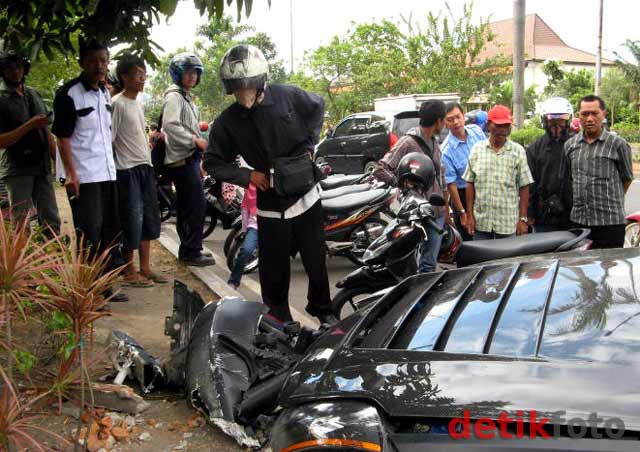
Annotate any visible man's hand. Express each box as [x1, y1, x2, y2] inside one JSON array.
[[516, 220, 528, 236], [28, 114, 49, 130], [466, 213, 476, 236], [65, 174, 80, 200], [250, 171, 269, 191], [193, 137, 208, 151], [459, 212, 468, 228], [444, 209, 454, 226]]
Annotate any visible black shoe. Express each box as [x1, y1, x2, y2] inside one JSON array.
[[104, 288, 129, 303], [180, 254, 216, 266]]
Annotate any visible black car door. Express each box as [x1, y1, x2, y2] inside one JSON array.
[[342, 115, 371, 174]]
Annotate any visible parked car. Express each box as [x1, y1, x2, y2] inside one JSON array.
[[315, 111, 449, 175]]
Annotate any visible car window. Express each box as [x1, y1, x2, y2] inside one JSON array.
[[393, 116, 420, 136], [334, 117, 369, 137], [368, 115, 389, 134]]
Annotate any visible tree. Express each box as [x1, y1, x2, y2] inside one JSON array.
[[615, 39, 640, 87], [542, 62, 594, 109], [0, 0, 264, 66], [600, 68, 633, 126], [488, 80, 538, 114]]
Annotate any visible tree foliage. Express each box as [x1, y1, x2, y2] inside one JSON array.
[[541, 61, 594, 109], [0, 0, 265, 67], [294, 2, 509, 125], [488, 79, 538, 114]]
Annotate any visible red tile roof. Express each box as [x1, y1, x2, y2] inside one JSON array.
[[479, 14, 614, 65]]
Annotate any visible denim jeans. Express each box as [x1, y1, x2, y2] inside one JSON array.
[[419, 216, 445, 273], [228, 227, 258, 285]]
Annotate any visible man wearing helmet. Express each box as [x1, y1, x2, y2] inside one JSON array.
[[0, 49, 61, 234], [526, 97, 574, 232], [204, 44, 335, 324], [372, 100, 449, 273], [162, 52, 214, 266]]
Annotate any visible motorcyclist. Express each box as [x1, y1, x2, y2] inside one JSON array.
[[203, 44, 336, 325], [526, 97, 574, 232]]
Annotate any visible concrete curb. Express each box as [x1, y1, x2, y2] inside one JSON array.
[[158, 224, 316, 328]]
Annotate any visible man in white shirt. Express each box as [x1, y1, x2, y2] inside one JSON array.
[[52, 40, 127, 302], [112, 55, 166, 287]]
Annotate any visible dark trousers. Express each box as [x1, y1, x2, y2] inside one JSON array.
[[257, 201, 332, 321], [578, 224, 625, 249], [166, 159, 205, 259], [451, 187, 473, 241], [4, 174, 61, 236], [68, 181, 122, 272]]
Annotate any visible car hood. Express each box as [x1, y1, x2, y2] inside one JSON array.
[[281, 247, 640, 431]]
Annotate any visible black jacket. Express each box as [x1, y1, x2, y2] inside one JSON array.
[[203, 84, 324, 212], [526, 134, 573, 226]]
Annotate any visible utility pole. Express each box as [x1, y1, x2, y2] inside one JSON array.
[[289, 0, 294, 74], [595, 0, 603, 95], [513, 0, 526, 128]]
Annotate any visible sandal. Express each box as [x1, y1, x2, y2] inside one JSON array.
[[122, 277, 154, 288], [139, 271, 170, 284]]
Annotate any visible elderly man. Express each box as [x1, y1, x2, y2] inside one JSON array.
[[564, 95, 633, 248], [441, 102, 486, 240], [464, 105, 533, 240]]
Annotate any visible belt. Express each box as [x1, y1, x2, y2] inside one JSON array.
[[166, 150, 200, 168]]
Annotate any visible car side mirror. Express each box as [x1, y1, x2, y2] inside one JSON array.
[[428, 193, 445, 207]]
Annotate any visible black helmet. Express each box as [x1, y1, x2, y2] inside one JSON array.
[[169, 53, 204, 87], [438, 223, 462, 264], [219, 44, 269, 95], [0, 49, 31, 77], [397, 152, 435, 190]]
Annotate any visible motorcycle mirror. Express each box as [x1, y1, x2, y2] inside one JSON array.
[[428, 193, 445, 207]]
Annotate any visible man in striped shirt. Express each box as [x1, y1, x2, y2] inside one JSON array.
[[564, 95, 633, 249], [463, 105, 533, 239]]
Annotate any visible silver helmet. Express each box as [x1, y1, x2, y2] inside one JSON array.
[[219, 44, 268, 95]]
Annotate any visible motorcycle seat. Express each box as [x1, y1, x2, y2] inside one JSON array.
[[457, 230, 579, 267], [321, 183, 370, 200], [322, 188, 389, 214], [320, 174, 363, 190]]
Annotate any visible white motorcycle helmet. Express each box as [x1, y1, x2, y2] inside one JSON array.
[[219, 44, 269, 95], [539, 97, 573, 127]]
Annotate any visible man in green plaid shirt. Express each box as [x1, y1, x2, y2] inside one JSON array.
[[463, 105, 533, 239]]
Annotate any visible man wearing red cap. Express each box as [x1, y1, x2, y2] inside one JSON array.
[[463, 105, 533, 239]]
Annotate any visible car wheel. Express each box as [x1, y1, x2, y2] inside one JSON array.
[[363, 160, 377, 174], [624, 222, 640, 247]]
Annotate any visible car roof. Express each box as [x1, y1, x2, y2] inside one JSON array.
[[343, 110, 419, 121]]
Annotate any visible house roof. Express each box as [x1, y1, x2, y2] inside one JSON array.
[[479, 14, 614, 65]]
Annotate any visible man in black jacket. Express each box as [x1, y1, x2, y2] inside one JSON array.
[[526, 97, 574, 232], [203, 44, 336, 325]]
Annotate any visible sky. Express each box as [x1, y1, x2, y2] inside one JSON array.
[[150, 0, 639, 70]]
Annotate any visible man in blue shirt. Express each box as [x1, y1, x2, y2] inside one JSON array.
[[441, 103, 486, 240]]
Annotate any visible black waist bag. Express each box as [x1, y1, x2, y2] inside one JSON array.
[[271, 154, 324, 197], [8, 129, 45, 168]]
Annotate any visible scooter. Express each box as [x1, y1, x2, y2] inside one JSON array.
[[225, 183, 397, 273], [625, 211, 640, 247], [332, 192, 593, 319]]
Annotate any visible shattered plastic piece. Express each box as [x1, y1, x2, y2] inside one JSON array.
[[106, 330, 165, 394], [211, 418, 261, 449]]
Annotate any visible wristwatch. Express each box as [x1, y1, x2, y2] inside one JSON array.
[[459, 209, 466, 214], [519, 216, 528, 223]]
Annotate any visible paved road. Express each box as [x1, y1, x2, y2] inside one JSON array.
[[196, 179, 640, 322]]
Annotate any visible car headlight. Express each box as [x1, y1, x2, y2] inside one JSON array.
[[271, 401, 388, 452]]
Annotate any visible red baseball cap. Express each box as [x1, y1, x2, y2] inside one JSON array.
[[487, 105, 513, 125]]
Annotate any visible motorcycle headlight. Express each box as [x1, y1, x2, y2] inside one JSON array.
[[271, 401, 387, 452]]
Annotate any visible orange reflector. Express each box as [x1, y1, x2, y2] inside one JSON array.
[[280, 438, 381, 452]]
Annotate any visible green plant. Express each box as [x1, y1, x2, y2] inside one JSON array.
[[13, 350, 37, 375], [0, 366, 70, 451], [0, 212, 58, 380], [510, 127, 545, 147]]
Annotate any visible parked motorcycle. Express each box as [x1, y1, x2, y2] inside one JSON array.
[[225, 183, 397, 274], [332, 192, 593, 319], [625, 211, 640, 247], [157, 175, 242, 239]]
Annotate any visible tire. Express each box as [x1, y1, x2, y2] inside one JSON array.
[[332, 287, 375, 320], [202, 206, 217, 239], [346, 217, 388, 265], [363, 160, 377, 174], [624, 222, 640, 248], [223, 223, 241, 257], [226, 231, 259, 274], [157, 185, 175, 222]]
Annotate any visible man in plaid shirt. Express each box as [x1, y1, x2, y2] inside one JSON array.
[[463, 105, 533, 239]]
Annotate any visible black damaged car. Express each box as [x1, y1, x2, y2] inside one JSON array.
[[114, 247, 640, 451]]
